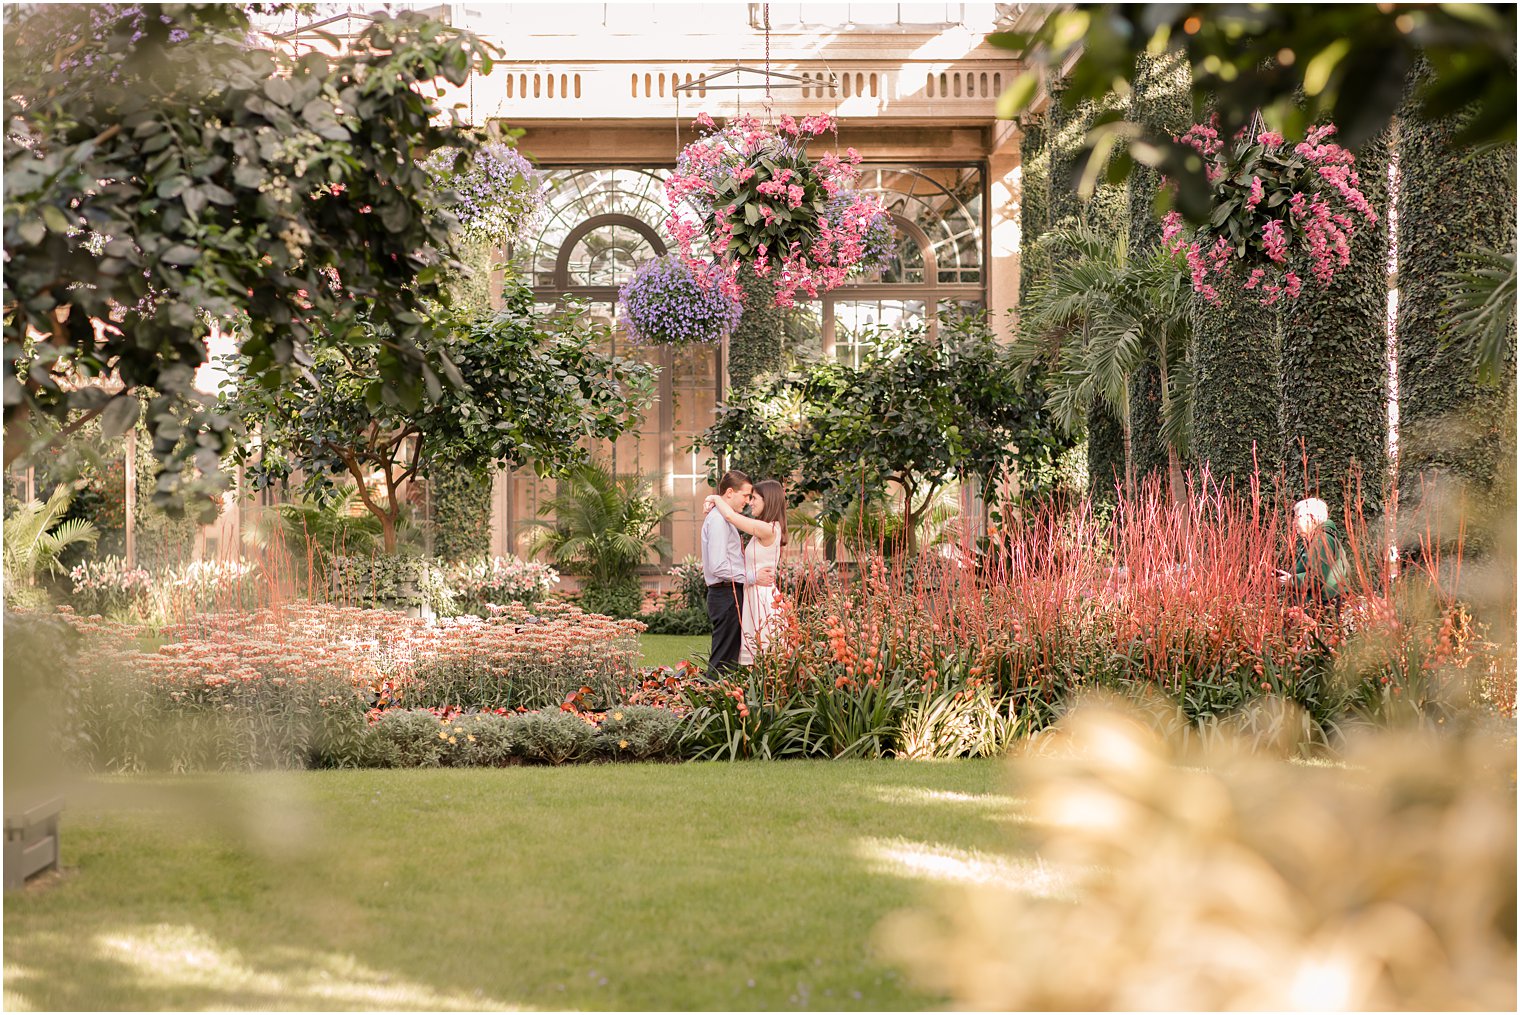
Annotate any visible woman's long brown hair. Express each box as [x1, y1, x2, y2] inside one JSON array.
[[752, 479, 788, 546]]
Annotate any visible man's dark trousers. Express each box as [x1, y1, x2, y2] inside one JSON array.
[[706, 581, 745, 678]]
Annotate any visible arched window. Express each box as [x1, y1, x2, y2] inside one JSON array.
[[500, 163, 987, 563]]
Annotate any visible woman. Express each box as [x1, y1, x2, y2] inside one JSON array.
[[705, 478, 787, 665]]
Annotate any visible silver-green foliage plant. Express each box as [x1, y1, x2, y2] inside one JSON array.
[[598, 706, 683, 760], [507, 709, 594, 765]]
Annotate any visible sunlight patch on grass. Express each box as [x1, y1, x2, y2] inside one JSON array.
[[90, 924, 529, 1011], [854, 837, 1073, 898], [868, 785, 1027, 812]]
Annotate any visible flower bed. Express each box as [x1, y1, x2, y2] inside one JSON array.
[[680, 490, 1504, 760], [34, 487, 1508, 771], [54, 601, 645, 771]]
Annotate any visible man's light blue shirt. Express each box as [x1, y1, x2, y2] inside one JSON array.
[[701, 507, 746, 584]]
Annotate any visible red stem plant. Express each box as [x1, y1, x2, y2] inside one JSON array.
[[705, 468, 1505, 757]]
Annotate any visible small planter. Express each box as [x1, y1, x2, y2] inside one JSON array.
[[5, 797, 64, 889]]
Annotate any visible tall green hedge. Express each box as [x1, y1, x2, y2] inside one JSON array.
[[430, 466, 494, 563], [1396, 88, 1518, 529], [1279, 130, 1392, 516], [1192, 287, 1282, 491], [1127, 53, 1193, 483], [1047, 82, 1130, 500]]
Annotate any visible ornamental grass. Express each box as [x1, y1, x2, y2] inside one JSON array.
[[682, 478, 1508, 760]]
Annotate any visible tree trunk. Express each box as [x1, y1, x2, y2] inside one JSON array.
[[1157, 354, 1186, 508], [380, 511, 398, 554], [1121, 418, 1135, 504], [901, 479, 917, 557]]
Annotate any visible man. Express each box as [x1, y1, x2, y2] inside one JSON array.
[[702, 469, 751, 677]]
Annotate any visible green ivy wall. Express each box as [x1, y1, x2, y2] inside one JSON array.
[[1279, 130, 1392, 515], [1395, 94, 1518, 527], [1192, 287, 1282, 491]]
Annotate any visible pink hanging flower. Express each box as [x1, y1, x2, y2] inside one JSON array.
[[1166, 118, 1374, 305], [664, 112, 895, 307]]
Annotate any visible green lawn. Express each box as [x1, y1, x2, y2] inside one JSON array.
[[4, 760, 1020, 1011], [638, 633, 709, 670]]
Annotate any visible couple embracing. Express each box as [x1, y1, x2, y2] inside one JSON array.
[[699, 469, 787, 677]]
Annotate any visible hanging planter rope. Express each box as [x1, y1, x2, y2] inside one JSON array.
[[1162, 119, 1377, 306]]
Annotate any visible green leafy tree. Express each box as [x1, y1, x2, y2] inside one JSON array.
[[1126, 52, 1194, 482], [993, 4, 1516, 221], [224, 287, 657, 553], [1443, 249, 1517, 387], [3, 4, 497, 510], [700, 316, 1058, 554], [524, 460, 674, 595]]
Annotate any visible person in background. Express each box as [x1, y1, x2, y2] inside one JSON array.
[[701, 469, 751, 677], [1278, 497, 1351, 607]]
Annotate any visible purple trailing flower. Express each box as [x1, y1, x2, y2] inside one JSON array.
[[618, 255, 743, 347], [419, 143, 546, 245]]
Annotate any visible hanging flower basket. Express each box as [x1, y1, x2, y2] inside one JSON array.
[[617, 255, 743, 347], [665, 113, 895, 308], [1162, 121, 1377, 307], [419, 142, 546, 247]]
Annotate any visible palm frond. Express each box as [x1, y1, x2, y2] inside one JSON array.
[[1443, 248, 1517, 386]]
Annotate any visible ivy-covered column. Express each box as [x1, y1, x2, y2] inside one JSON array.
[[1396, 92, 1518, 534], [1127, 52, 1192, 485], [431, 467, 494, 563], [1192, 288, 1281, 492], [727, 263, 787, 394], [1279, 130, 1391, 516]]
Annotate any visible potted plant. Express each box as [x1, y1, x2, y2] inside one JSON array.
[[1162, 120, 1377, 306], [664, 112, 895, 308], [617, 255, 743, 347]]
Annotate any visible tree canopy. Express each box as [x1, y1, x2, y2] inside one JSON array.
[[994, 4, 1517, 221], [223, 285, 658, 552], [3, 3, 497, 512], [699, 316, 1059, 553]]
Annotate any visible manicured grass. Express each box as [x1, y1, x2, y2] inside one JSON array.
[[4, 760, 1020, 1011], [638, 632, 709, 670]]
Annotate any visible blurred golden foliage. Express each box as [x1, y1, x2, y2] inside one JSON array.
[[879, 696, 1516, 1010]]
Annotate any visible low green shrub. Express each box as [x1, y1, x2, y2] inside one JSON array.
[[577, 583, 644, 620], [364, 709, 445, 768], [507, 709, 595, 764], [330, 553, 457, 616], [640, 606, 710, 635], [440, 711, 516, 765], [597, 705, 683, 760]]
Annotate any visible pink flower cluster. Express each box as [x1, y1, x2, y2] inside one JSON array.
[[1164, 120, 1377, 306], [663, 112, 890, 308]]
